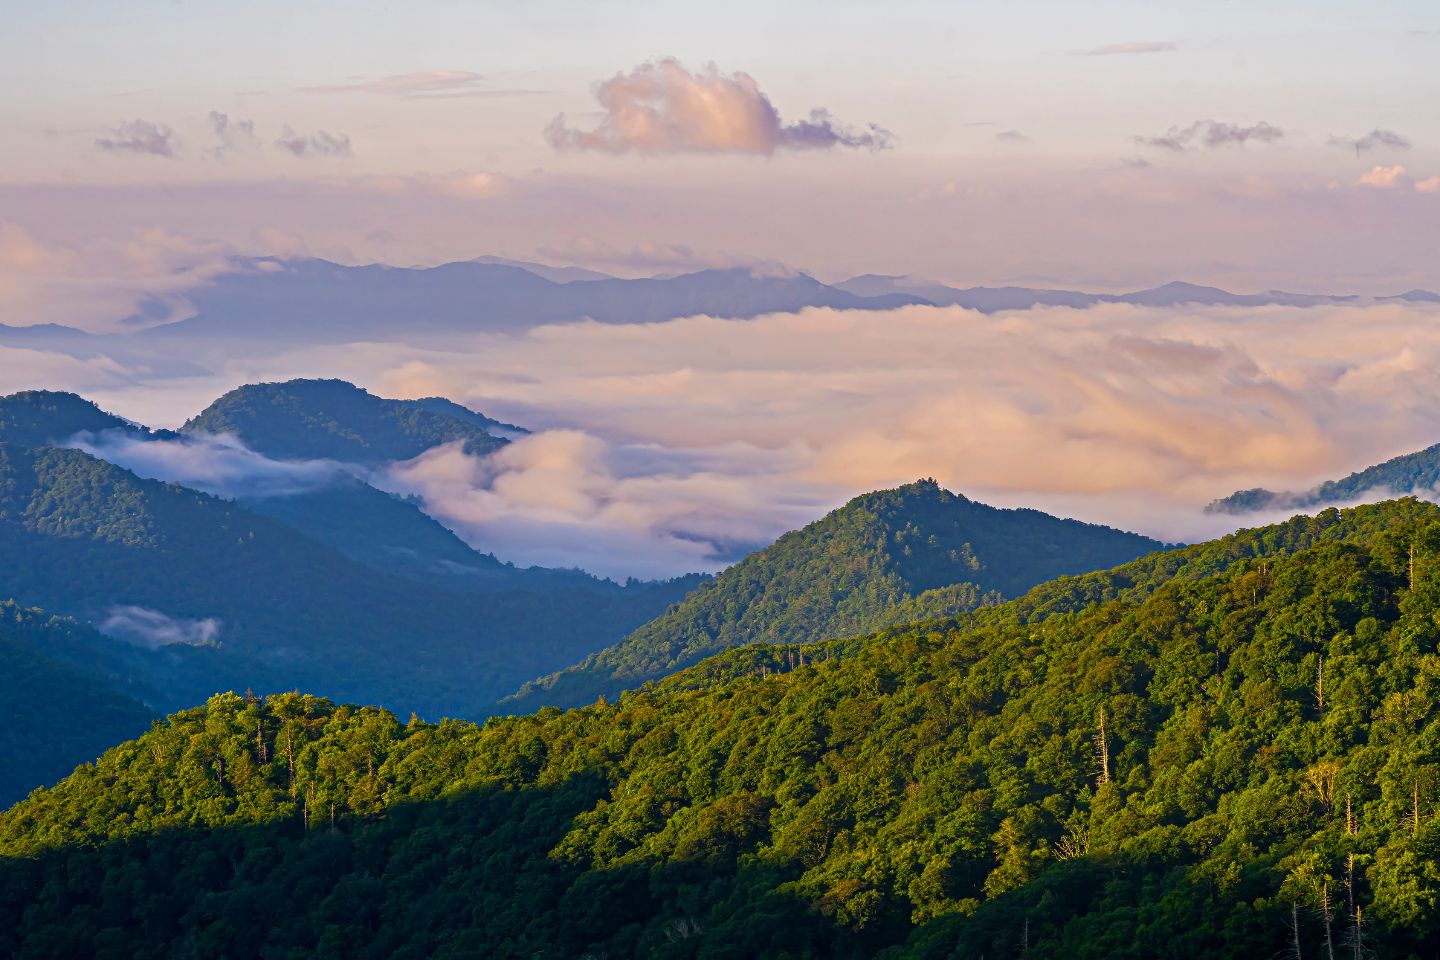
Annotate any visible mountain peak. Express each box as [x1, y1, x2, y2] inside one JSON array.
[[0, 390, 138, 448], [185, 379, 511, 463]]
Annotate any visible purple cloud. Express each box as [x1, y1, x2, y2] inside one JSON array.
[[95, 119, 178, 157], [1136, 120, 1284, 151], [275, 126, 353, 158]]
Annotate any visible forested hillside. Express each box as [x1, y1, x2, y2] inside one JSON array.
[[0, 602, 155, 804], [0, 434, 694, 720], [9, 501, 1436, 957], [1208, 441, 1440, 515], [507, 480, 1166, 711], [184, 378, 509, 462]]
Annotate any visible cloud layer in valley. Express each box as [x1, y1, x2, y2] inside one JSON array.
[[11, 297, 1440, 580], [545, 59, 892, 155]]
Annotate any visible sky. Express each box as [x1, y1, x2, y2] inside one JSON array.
[[2, 0, 1438, 289], [3, 1, 1440, 579]]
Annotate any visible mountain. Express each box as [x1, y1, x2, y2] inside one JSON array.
[[0, 389, 151, 448], [1207, 441, 1440, 515], [506, 480, 1167, 711], [834, 276, 1400, 313], [184, 378, 508, 462], [4, 499, 1439, 957], [135, 259, 931, 343], [467, 255, 615, 283], [1384, 289, 1440, 304], [0, 600, 156, 804], [0, 391, 700, 724]]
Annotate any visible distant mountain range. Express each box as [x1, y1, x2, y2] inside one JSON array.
[[7, 257, 1432, 347], [505, 479, 1168, 711], [1208, 439, 1440, 514], [0, 382, 1177, 800], [833, 275, 1440, 311], [0, 383, 701, 800]]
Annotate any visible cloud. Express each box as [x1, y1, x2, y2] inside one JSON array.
[[100, 605, 221, 650], [995, 129, 1030, 144], [208, 111, 259, 157], [339, 170, 511, 198], [544, 59, 892, 155], [274, 126, 353, 157], [0, 223, 235, 333], [1357, 164, 1408, 189], [1081, 41, 1177, 55], [1136, 120, 1284, 151], [95, 119, 179, 157], [69, 429, 355, 499], [1418, 176, 1440, 194], [1328, 128, 1412, 154], [379, 431, 824, 580], [299, 70, 544, 99], [347, 299, 1440, 569], [12, 296, 1440, 578]]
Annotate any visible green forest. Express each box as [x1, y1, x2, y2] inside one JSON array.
[[6, 499, 1440, 958], [508, 480, 1165, 711]]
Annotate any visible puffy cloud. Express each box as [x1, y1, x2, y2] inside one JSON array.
[[1357, 164, 1408, 188], [274, 126, 353, 158], [1136, 120, 1284, 151], [995, 129, 1030, 144], [100, 605, 221, 649], [299, 70, 544, 99], [95, 119, 179, 157], [544, 59, 892, 155], [1328, 128, 1411, 153], [1418, 176, 1440, 194], [1081, 41, 1177, 55], [379, 431, 825, 579]]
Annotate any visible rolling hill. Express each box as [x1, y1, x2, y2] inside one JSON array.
[[0, 389, 700, 727], [4, 499, 1438, 957], [505, 480, 1168, 711]]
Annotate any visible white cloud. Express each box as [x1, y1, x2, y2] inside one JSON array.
[[378, 432, 824, 580], [70, 430, 355, 499], [100, 605, 221, 649]]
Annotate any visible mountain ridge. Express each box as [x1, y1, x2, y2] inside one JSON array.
[[505, 479, 1168, 711]]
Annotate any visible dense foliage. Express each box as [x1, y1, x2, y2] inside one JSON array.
[[0, 390, 150, 448], [0, 602, 155, 804], [508, 480, 1166, 711], [9, 503, 1436, 957], [183, 378, 507, 462], [0, 439, 693, 722], [1208, 440, 1440, 515]]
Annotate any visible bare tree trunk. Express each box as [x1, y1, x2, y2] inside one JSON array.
[[1095, 707, 1111, 786], [1291, 900, 1304, 960], [1322, 881, 1336, 960]]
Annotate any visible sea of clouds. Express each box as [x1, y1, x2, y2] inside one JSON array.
[[5, 297, 1440, 579]]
